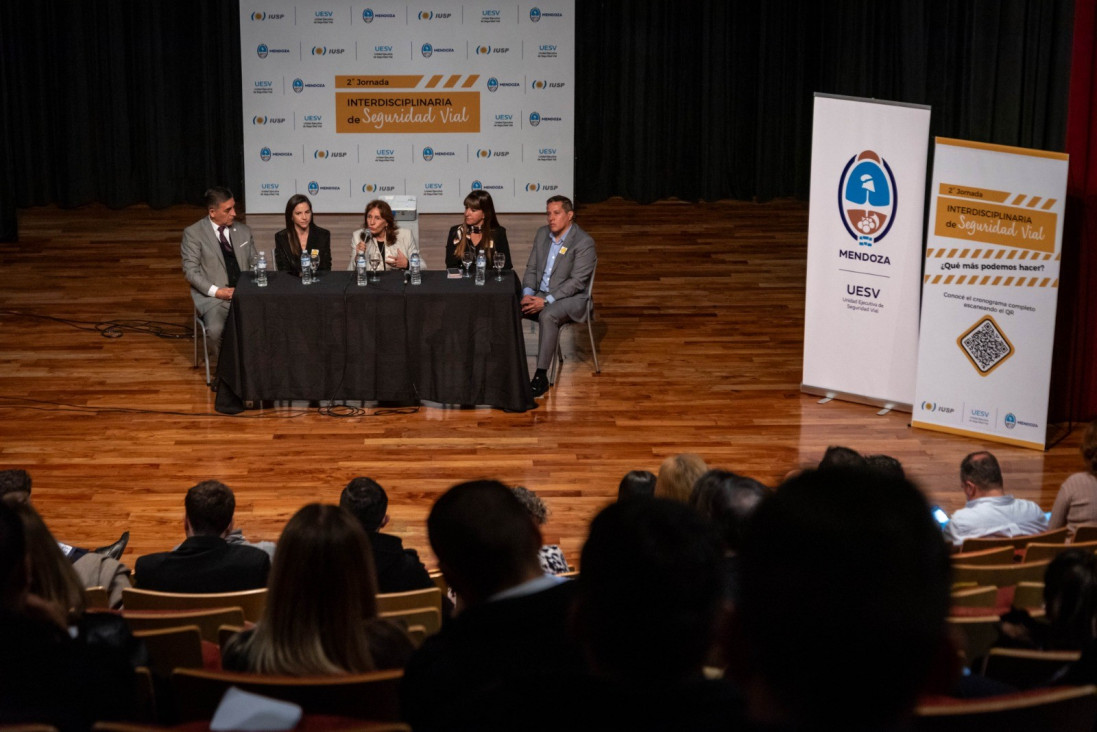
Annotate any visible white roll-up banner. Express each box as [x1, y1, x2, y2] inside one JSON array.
[[912, 138, 1069, 450], [239, 2, 575, 213], [802, 94, 931, 410]]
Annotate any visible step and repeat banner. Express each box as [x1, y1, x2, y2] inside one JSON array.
[[802, 94, 931, 410], [240, 3, 574, 214], [912, 139, 1069, 450]]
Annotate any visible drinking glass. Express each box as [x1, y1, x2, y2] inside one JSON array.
[[461, 248, 474, 278], [310, 250, 319, 280], [369, 250, 382, 282], [493, 251, 506, 281]]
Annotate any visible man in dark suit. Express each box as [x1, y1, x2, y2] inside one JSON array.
[[181, 187, 254, 368], [400, 480, 583, 730], [135, 481, 269, 593], [339, 476, 434, 594], [521, 195, 597, 397]]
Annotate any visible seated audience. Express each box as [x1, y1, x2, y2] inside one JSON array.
[[728, 467, 951, 730], [339, 477, 434, 593], [943, 450, 1048, 547], [998, 548, 1097, 655], [511, 485, 570, 574], [1049, 419, 1097, 534], [617, 469, 656, 502], [689, 469, 770, 604], [135, 480, 270, 593], [222, 503, 412, 674], [400, 480, 583, 730], [654, 453, 708, 502]]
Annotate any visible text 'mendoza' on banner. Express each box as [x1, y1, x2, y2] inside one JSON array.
[[912, 138, 1069, 450], [801, 94, 931, 411]]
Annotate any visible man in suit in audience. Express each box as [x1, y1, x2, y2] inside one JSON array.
[[943, 450, 1048, 547], [181, 186, 253, 370], [340, 476, 434, 594], [135, 480, 269, 593], [521, 195, 597, 398], [400, 480, 583, 730]]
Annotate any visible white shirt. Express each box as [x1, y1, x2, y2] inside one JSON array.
[[943, 494, 1049, 547]]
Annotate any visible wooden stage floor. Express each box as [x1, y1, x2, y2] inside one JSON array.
[[0, 198, 1086, 569]]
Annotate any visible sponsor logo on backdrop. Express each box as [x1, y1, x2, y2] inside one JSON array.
[[311, 46, 346, 56], [292, 78, 304, 93], [530, 7, 564, 21], [252, 115, 286, 126], [362, 8, 375, 22], [481, 9, 502, 23], [375, 148, 396, 163], [373, 45, 394, 59], [417, 11, 453, 21], [1004, 413, 1016, 429], [302, 113, 323, 129], [471, 180, 483, 190], [260, 147, 293, 160], [530, 7, 541, 21], [838, 150, 897, 247], [967, 407, 993, 426], [920, 401, 956, 414], [475, 148, 511, 159], [253, 80, 273, 95], [292, 77, 327, 92], [476, 45, 509, 55], [259, 182, 281, 197], [362, 183, 397, 193], [528, 111, 563, 127], [537, 43, 558, 58], [256, 43, 290, 58], [260, 147, 272, 161], [362, 8, 397, 22], [486, 77, 499, 92], [422, 146, 434, 162], [471, 179, 505, 191], [493, 113, 514, 128], [421, 43, 433, 58], [313, 149, 349, 160], [536, 147, 557, 162], [526, 182, 560, 192], [487, 77, 520, 92], [529, 112, 540, 127], [250, 12, 286, 21], [307, 180, 342, 195], [531, 79, 565, 90], [308, 181, 320, 195], [420, 146, 456, 162], [422, 182, 445, 197], [313, 9, 334, 24]]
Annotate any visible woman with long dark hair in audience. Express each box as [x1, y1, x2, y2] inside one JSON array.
[[222, 503, 413, 674], [349, 199, 422, 271], [444, 190, 511, 270], [274, 194, 332, 276], [1049, 419, 1097, 534]]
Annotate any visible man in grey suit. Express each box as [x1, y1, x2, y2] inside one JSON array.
[[181, 187, 253, 371], [521, 195, 597, 397]]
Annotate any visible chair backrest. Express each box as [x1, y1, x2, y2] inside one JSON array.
[[946, 615, 1002, 666], [960, 527, 1070, 554], [218, 624, 245, 655], [1012, 581, 1045, 610], [950, 546, 1016, 566], [951, 560, 1051, 589], [131, 625, 205, 677], [170, 667, 404, 722], [981, 647, 1082, 689], [124, 607, 246, 643], [1023, 540, 1097, 564], [428, 569, 448, 595], [84, 585, 111, 609], [379, 607, 442, 637], [122, 587, 267, 622], [914, 684, 1097, 731], [950, 586, 999, 609], [375, 587, 442, 614], [1073, 525, 1097, 543]]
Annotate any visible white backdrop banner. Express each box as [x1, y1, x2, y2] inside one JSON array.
[[239, 2, 574, 214], [801, 94, 931, 409], [912, 138, 1069, 450]]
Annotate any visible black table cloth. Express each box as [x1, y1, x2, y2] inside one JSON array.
[[214, 270, 534, 413]]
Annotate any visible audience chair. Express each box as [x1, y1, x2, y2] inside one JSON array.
[[122, 587, 267, 622], [380, 607, 442, 637], [1012, 582, 1044, 610], [947, 615, 1004, 666], [548, 264, 600, 385], [950, 546, 1016, 566], [981, 647, 1081, 689], [218, 624, 245, 656], [1023, 540, 1097, 564], [131, 625, 205, 677], [960, 527, 1069, 555], [950, 586, 999, 609], [376, 587, 443, 614], [951, 560, 1050, 589], [1073, 525, 1097, 543], [914, 684, 1097, 731], [193, 306, 211, 386], [123, 607, 246, 643], [428, 569, 448, 595], [85, 585, 110, 609], [170, 668, 404, 722]]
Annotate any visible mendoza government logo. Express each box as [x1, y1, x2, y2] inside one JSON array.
[[259, 146, 294, 161], [486, 77, 520, 93], [838, 149, 897, 248], [259, 182, 281, 197], [528, 111, 563, 127], [362, 8, 398, 22], [530, 7, 564, 21], [256, 43, 290, 58], [421, 43, 455, 57], [302, 113, 323, 130], [421, 146, 456, 162], [307, 180, 343, 195], [471, 179, 505, 192], [252, 115, 286, 126]]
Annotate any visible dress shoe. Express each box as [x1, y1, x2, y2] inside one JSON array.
[[93, 531, 129, 561], [530, 373, 550, 398]]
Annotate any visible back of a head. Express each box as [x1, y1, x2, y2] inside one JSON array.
[[1043, 548, 1097, 650], [960, 450, 1003, 491], [185, 480, 235, 536], [340, 477, 388, 533], [617, 470, 656, 502], [0, 500, 27, 609], [818, 445, 866, 471], [428, 480, 541, 604], [9, 501, 85, 619], [579, 498, 724, 682], [865, 454, 906, 480], [0, 469, 31, 504], [736, 467, 950, 729], [654, 454, 708, 503], [689, 469, 769, 553], [510, 485, 549, 526]]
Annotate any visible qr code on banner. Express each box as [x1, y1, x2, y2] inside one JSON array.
[[957, 316, 1014, 376]]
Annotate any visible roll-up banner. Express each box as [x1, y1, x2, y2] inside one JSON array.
[[802, 94, 931, 410], [239, 2, 575, 213], [912, 138, 1069, 450]]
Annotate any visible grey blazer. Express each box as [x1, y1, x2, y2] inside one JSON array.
[[181, 217, 254, 314], [521, 222, 597, 302]]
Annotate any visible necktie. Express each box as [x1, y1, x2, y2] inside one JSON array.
[[217, 226, 233, 255]]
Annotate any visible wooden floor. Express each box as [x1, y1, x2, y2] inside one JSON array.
[[0, 198, 1087, 569]]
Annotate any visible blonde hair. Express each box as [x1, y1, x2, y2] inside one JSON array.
[[654, 454, 709, 503]]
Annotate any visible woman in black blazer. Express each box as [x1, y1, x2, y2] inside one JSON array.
[[444, 190, 511, 271], [274, 194, 332, 276]]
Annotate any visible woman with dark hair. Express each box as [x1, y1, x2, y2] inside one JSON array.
[[349, 199, 422, 272], [222, 503, 412, 674], [444, 190, 511, 270], [1049, 420, 1097, 534], [274, 194, 332, 276]]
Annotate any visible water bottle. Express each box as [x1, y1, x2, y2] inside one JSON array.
[[356, 252, 368, 286], [409, 252, 422, 286], [474, 249, 486, 286], [300, 251, 312, 285], [256, 251, 268, 287]]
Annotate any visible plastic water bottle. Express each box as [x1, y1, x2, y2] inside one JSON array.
[[256, 251, 268, 287], [300, 251, 312, 285], [409, 252, 422, 285], [356, 252, 368, 286], [475, 249, 486, 286]]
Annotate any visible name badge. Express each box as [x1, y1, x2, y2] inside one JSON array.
[[559, 246, 568, 255]]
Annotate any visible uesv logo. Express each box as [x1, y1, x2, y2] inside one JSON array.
[[839, 150, 897, 247], [302, 114, 323, 129], [313, 9, 334, 24]]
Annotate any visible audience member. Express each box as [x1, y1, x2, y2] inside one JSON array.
[[654, 453, 708, 502], [511, 485, 570, 574], [689, 469, 770, 604], [340, 477, 434, 593], [998, 548, 1097, 655], [865, 453, 906, 479], [222, 503, 412, 674], [400, 480, 583, 730], [1049, 419, 1097, 534], [617, 469, 656, 502], [728, 467, 951, 730], [817, 444, 866, 470], [135, 480, 270, 593], [943, 451, 1048, 547]]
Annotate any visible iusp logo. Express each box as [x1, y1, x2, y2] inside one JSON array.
[[314, 150, 329, 159], [526, 183, 541, 192], [920, 401, 937, 412], [421, 43, 433, 58], [419, 11, 433, 20], [363, 183, 377, 193], [838, 150, 897, 247], [251, 12, 265, 21], [471, 180, 483, 190], [529, 112, 541, 127], [252, 116, 267, 125], [257, 44, 269, 58], [422, 146, 434, 162], [486, 77, 499, 93], [312, 46, 327, 56], [308, 181, 320, 196], [292, 78, 304, 93], [362, 8, 375, 22], [260, 147, 272, 162], [476, 45, 492, 55], [530, 7, 542, 22], [476, 149, 491, 159], [531, 80, 547, 90]]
